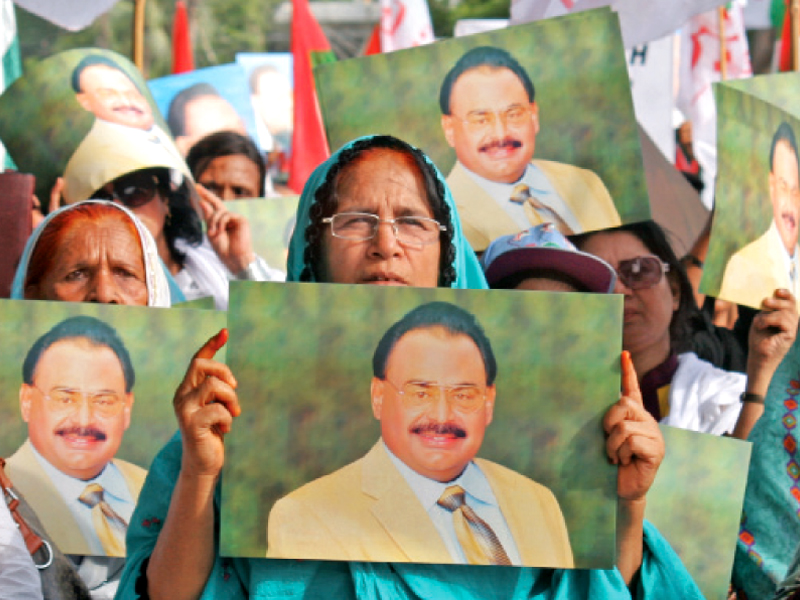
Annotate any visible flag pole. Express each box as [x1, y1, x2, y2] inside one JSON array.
[[718, 6, 727, 80], [793, 0, 800, 71], [133, 0, 147, 73]]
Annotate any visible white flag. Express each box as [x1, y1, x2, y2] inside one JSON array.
[[379, 0, 434, 53], [676, 5, 752, 208], [12, 0, 118, 32], [510, 0, 730, 47]]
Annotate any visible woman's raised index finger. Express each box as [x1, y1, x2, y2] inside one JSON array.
[[194, 328, 229, 361], [621, 350, 643, 407]]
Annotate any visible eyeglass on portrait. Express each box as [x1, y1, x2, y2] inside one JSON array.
[[450, 104, 534, 133], [28, 383, 125, 418], [383, 379, 488, 413]]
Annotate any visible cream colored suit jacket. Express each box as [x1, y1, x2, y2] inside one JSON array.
[[5, 439, 147, 556], [447, 160, 621, 252], [719, 223, 800, 310], [267, 441, 573, 567]]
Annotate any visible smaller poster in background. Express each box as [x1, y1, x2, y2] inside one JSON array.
[[236, 53, 293, 185], [222, 282, 622, 569], [148, 64, 258, 158], [0, 299, 226, 557], [0, 49, 188, 206], [225, 196, 299, 277], [703, 74, 800, 311]]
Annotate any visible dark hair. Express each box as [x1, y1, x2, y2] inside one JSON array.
[[167, 82, 220, 137], [439, 46, 535, 115], [770, 121, 800, 174], [373, 301, 497, 385], [571, 221, 697, 353], [186, 131, 266, 197], [300, 135, 457, 287], [71, 54, 141, 94], [23, 316, 135, 392], [93, 168, 203, 267]]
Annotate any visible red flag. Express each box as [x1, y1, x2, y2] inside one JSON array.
[[779, 1, 792, 72], [171, 0, 194, 74], [364, 23, 382, 55], [288, 0, 334, 193]]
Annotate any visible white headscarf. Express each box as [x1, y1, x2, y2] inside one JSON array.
[[11, 200, 171, 307]]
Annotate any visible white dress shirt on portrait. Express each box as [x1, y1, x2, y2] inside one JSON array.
[[464, 163, 582, 232], [771, 221, 800, 291], [384, 440, 522, 565], [29, 443, 135, 556]]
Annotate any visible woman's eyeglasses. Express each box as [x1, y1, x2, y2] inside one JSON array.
[[91, 173, 161, 208], [617, 255, 670, 290]]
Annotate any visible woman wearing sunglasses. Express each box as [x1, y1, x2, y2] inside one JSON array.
[[573, 221, 797, 437], [92, 168, 283, 310]]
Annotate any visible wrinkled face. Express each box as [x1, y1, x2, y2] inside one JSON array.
[[20, 339, 133, 480], [579, 232, 678, 360], [176, 95, 248, 156], [441, 66, 538, 184], [320, 148, 441, 288], [76, 65, 154, 131], [198, 154, 262, 200], [371, 327, 495, 482], [26, 214, 148, 305], [769, 140, 800, 255]]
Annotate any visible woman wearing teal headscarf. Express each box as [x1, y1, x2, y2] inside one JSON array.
[[118, 136, 700, 600]]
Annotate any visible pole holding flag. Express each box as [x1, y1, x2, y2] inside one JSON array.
[[133, 0, 146, 73], [718, 7, 727, 80]]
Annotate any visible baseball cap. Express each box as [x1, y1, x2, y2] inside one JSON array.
[[481, 224, 617, 293]]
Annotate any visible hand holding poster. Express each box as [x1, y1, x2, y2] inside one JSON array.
[[222, 282, 622, 568]]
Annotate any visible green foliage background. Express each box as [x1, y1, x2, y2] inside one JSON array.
[[646, 427, 751, 600], [226, 196, 299, 274], [0, 48, 172, 205], [0, 300, 225, 473], [221, 282, 622, 568], [314, 9, 650, 225], [703, 74, 800, 303]]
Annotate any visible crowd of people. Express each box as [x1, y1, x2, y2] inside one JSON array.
[[2, 44, 800, 600]]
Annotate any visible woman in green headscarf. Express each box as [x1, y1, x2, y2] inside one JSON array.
[[118, 135, 700, 600]]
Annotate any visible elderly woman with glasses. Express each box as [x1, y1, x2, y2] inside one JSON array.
[[572, 221, 797, 437], [92, 168, 283, 309]]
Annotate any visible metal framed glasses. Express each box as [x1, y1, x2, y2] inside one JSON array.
[[384, 379, 487, 413], [322, 212, 446, 248], [617, 255, 670, 290], [452, 104, 533, 132], [30, 384, 125, 418]]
